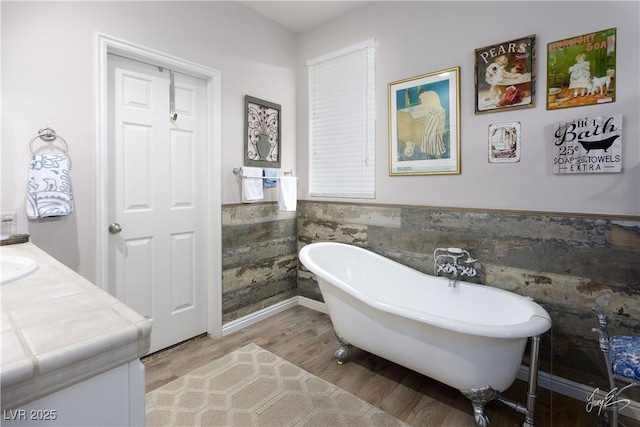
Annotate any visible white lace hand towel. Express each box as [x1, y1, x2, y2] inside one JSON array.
[[241, 167, 264, 203], [278, 176, 297, 211], [27, 154, 74, 219]]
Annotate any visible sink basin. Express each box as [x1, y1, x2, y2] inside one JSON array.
[[1, 256, 39, 285]]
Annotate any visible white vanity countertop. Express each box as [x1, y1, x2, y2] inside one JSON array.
[[0, 242, 151, 410]]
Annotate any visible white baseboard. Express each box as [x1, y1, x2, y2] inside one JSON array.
[[298, 295, 329, 314], [221, 296, 299, 336], [518, 366, 640, 420], [222, 296, 639, 421]]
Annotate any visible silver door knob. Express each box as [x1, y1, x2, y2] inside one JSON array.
[[108, 223, 122, 234]]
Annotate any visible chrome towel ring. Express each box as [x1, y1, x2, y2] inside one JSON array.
[[29, 127, 69, 156]]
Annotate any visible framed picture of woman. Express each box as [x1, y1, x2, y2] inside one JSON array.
[[388, 67, 461, 176]]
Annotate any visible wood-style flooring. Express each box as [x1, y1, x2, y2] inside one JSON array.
[[143, 305, 608, 426]]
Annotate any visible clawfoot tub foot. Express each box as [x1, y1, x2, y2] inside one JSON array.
[[334, 331, 352, 365], [461, 386, 500, 427], [335, 347, 349, 364]]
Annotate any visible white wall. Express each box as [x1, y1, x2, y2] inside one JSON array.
[[296, 1, 640, 216], [2, 1, 638, 281], [1, 1, 297, 280]]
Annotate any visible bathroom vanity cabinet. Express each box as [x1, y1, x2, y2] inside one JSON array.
[[0, 243, 151, 426], [2, 361, 145, 426]]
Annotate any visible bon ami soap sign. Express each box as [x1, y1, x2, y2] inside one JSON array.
[[553, 115, 622, 174]]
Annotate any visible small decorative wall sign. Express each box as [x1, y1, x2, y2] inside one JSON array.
[[553, 115, 622, 174], [547, 28, 616, 110], [245, 95, 281, 168], [388, 66, 461, 175], [488, 122, 520, 163], [474, 35, 536, 114]]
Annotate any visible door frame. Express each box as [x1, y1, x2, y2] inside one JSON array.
[[95, 33, 222, 338]]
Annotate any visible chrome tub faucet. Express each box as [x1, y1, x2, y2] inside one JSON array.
[[433, 247, 477, 287]]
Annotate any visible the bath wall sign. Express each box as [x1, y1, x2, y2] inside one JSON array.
[[553, 114, 622, 174]]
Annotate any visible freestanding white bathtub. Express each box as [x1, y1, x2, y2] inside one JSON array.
[[299, 242, 552, 427]]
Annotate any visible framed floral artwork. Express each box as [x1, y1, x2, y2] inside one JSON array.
[[388, 66, 461, 175], [244, 95, 281, 168]]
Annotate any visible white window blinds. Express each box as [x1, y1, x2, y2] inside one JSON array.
[[307, 39, 375, 199]]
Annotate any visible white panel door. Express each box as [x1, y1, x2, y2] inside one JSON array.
[[107, 54, 207, 353]]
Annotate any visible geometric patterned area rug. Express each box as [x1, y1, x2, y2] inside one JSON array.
[[146, 343, 409, 426]]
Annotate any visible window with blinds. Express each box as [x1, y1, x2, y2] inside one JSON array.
[[307, 39, 375, 199]]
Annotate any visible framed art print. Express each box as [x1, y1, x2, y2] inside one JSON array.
[[475, 35, 536, 114], [244, 95, 281, 168], [388, 66, 461, 176]]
